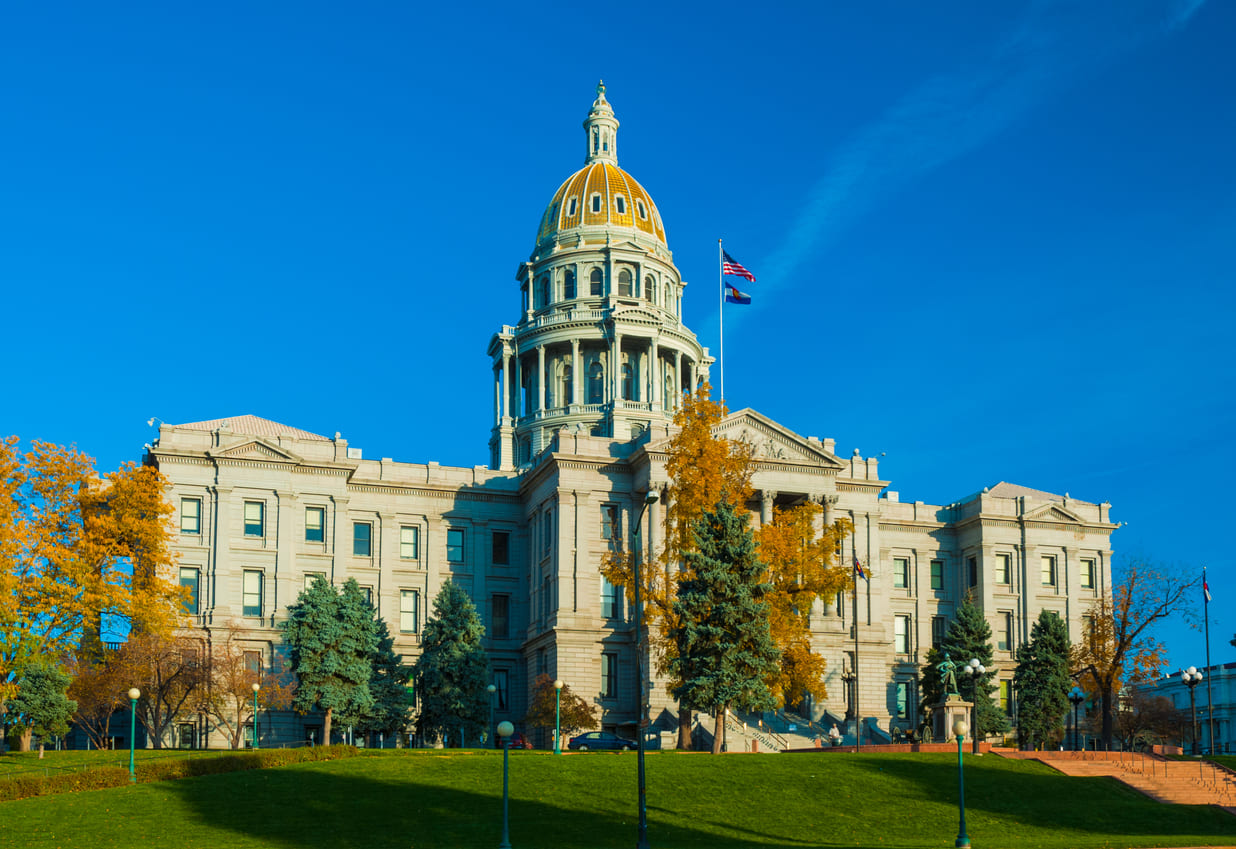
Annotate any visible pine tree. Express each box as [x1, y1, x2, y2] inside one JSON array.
[[918, 597, 1010, 739], [280, 577, 378, 744], [669, 500, 780, 754], [1013, 610, 1071, 750], [355, 616, 413, 743], [7, 662, 76, 754], [413, 581, 489, 747]]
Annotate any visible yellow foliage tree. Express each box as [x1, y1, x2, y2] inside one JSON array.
[[755, 502, 852, 708], [1071, 559, 1196, 749], [0, 436, 184, 722]]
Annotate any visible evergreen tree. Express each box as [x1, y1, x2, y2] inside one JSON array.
[[918, 597, 1010, 739], [1013, 610, 1071, 750], [280, 577, 378, 743], [7, 662, 76, 754], [669, 500, 780, 754], [355, 616, 413, 743], [413, 581, 489, 747]]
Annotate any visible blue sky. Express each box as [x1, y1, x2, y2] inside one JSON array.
[[3, 1, 1232, 671]]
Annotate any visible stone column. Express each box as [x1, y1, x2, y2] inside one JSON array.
[[760, 490, 776, 527], [513, 348, 522, 418], [688, 359, 697, 393], [493, 363, 501, 427], [612, 330, 623, 402], [571, 339, 581, 405], [537, 346, 546, 412], [501, 350, 510, 420], [650, 337, 660, 409], [673, 349, 682, 409]]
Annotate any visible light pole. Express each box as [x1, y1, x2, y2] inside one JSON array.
[[553, 679, 564, 754], [953, 718, 970, 848], [962, 658, 985, 755], [1067, 686, 1085, 751], [487, 683, 497, 747], [1181, 667, 1204, 755], [252, 683, 260, 750], [631, 490, 658, 849], [497, 720, 515, 849], [127, 687, 140, 783]]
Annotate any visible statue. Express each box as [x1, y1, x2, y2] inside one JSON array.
[[937, 652, 960, 698]]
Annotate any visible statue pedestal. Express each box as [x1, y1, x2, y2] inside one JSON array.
[[932, 697, 972, 743]]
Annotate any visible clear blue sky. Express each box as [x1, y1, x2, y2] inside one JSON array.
[[3, 1, 1232, 671]]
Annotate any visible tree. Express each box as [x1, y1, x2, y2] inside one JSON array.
[[523, 673, 599, 744], [7, 662, 77, 754], [119, 632, 207, 749], [413, 581, 489, 747], [198, 626, 295, 750], [1013, 610, 1071, 750], [1072, 559, 1196, 749], [754, 502, 852, 708], [354, 617, 413, 745], [281, 578, 377, 744], [918, 597, 1009, 740], [669, 500, 780, 754], [0, 437, 183, 732], [600, 384, 754, 749], [66, 650, 127, 750]]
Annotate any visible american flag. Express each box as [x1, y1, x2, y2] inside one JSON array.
[[722, 250, 756, 282], [1204, 579, 1212, 604]]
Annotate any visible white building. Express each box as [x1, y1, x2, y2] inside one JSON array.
[[148, 85, 1117, 748], [1138, 663, 1235, 754]]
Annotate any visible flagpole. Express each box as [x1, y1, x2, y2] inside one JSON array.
[[852, 530, 861, 754], [1204, 565, 1214, 755], [718, 238, 724, 404]]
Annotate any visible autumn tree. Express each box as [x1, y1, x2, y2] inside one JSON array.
[[1114, 690, 1184, 751], [413, 581, 489, 747], [670, 500, 780, 754], [1072, 559, 1196, 749], [600, 384, 754, 748], [7, 662, 77, 754], [119, 633, 208, 748], [523, 673, 599, 743], [1012, 610, 1071, 750], [754, 502, 852, 708], [198, 626, 296, 750], [66, 650, 127, 750]]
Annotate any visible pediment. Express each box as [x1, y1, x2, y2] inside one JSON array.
[[714, 409, 845, 469], [611, 304, 664, 324], [210, 439, 302, 464], [1024, 503, 1085, 524]]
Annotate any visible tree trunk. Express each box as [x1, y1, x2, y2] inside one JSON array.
[[38, 742, 45, 758], [677, 706, 693, 750], [712, 707, 725, 755], [324, 706, 333, 745], [1100, 689, 1114, 750], [18, 727, 32, 752]]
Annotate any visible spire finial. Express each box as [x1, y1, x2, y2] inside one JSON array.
[[597, 79, 606, 98], [583, 81, 618, 164]]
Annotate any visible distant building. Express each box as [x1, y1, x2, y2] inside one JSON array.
[[147, 85, 1117, 748], [1138, 663, 1234, 754]]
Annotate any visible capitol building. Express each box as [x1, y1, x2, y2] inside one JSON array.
[[149, 85, 1117, 748]]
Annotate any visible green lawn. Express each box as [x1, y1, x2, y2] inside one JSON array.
[[2, 750, 1233, 849], [0, 748, 230, 780]]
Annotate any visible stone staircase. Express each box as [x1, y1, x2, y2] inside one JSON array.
[[1001, 750, 1236, 815]]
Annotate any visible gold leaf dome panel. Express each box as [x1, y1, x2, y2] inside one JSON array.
[[536, 162, 666, 247]]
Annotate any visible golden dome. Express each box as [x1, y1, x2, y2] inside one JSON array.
[[535, 161, 667, 247]]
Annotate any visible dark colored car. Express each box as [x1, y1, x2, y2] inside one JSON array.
[[567, 731, 637, 751]]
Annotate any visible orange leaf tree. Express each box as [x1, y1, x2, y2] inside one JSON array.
[[1071, 558, 1197, 749], [754, 502, 852, 708]]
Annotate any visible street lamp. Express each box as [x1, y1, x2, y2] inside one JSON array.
[[127, 687, 140, 783], [487, 683, 497, 747], [1181, 667, 1204, 755], [1067, 686, 1085, 752], [953, 717, 970, 848], [631, 490, 658, 849], [553, 679, 564, 754], [252, 683, 261, 750], [497, 720, 515, 849], [962, 658, 985, 754]]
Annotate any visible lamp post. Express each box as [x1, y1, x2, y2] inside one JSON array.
[[631, 490, 658, 849], [127, 687, 140, 783], [251, 683, 260, 750], [553, 679, 564, 754], [953, 717, 970, 848], [1181, 667, 1204, 755], [487, 683, 497, 747], [1067, 686, 1085, 751], [497, 720, 514, 849], [962, 658, 985, 755]]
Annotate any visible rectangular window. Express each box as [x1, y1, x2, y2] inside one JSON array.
[[967, 556, 978, 588], [601, 576, 623, 620], [1041, 555, 1057, 586], [893, 557, 909, 589], [244, 501, 264, 538], [181, 498, 201, 535], [931, 615, 946, 649], [400, 526, 419, 560], [998, 611, 1012, 651], [242, 570, 263, 617], [894, 615, 911, 654], [895, 681, 909, 719], [995, 553, 1011, 585], [353, 522, 372, 557], [542, 575, 554, 619], [179, 567, 199, 615], [446, 528, 464, 563], [492, 594, 510, 639], [400, 590, 419, 634], [930, 560, 943, 590], [601, 652, 618, 699], [492, 531, 510, 565], [303, 572, 327, 592], [359, 585, 373, 606], [541, 511, 553, 555], [1080, 558, 1095, 589], [305, 507, 325, 543], [494, 669, 509, 711], [243, 650, 262, 676], [601, 504, 621, 547], [1000, 680, 1012, 715]]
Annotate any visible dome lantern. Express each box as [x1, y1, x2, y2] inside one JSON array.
[[584, 80, 619, 165]]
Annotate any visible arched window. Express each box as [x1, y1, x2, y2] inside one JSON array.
[[590, 269, 603, 296], [587, 362, 604, 404], [538, 277, 550, 308], [618, 269, 632, 297], [644, 275, 655, 303], [622, 362, 635, 401], [563, 270, 576, 299], [562, 364, 573, 407]]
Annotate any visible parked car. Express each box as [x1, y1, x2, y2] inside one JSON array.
[[567, 731, 637, 752], [494, 732, 533, 750]]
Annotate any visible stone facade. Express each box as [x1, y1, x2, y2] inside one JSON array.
[[1138, 663, 1235, 754], [147, 85, 1117, 747]]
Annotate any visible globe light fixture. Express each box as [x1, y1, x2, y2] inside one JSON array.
[[1067, 686, 1086, 751], [962, 659, 985, 754], [497, 721, 515, 849], [952, 717, 970, 847], [553, 679, 564, 755], [252, 682, 261, 750], [1181, 667, 1204, 755], [487, 683, 497, 747], [127, 688, 141, 782]]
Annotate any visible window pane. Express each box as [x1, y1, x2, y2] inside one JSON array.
[[400, 526, 419, 559], [930, 560, 943, 590], [1081, 559, 1095, 588], [400, 590, 419, 633], [894, 557, 909, 589], [243, 570, 262, 617], [353, 522, 372, 557], [494, 669, 509, 710], [304, 572, 326, 591], [244, 501, 264, 537], [181, 498, 201, 534], [179, 567, 199, 614], [1041, 556, 1056, 586], [492, 594, 509, 639], [996, 553, 1010, 584], [305, 507, 324, 542], [602, 653, 617, 699], [446, 529, 464, 563], [492, 531, 510, 565]]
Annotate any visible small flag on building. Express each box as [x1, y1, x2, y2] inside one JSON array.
[[723, 282, 751, 305], [722, 250, 757, 282], [854, 554, 868, 581]]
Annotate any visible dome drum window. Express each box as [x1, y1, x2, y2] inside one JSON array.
[[618, 269, 633, 297], [637, 200, 647, 220], [567, 197, 578, 217], [564, 269, 576, 299], [591, 194, 602, 214], [589, 268, 603, 296]]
